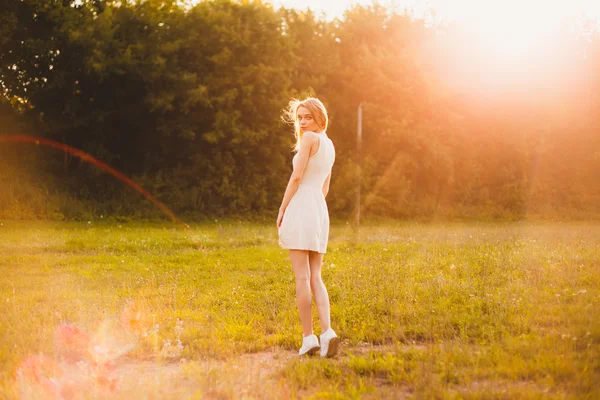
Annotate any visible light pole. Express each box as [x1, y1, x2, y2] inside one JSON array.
[[356, 102, 363, 227]]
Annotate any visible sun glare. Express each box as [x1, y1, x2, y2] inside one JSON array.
[[464, 5, 552, 60], [414, 0, 600, 95], [270, 0, 600, 69], [421, 0, 600, 55], [447, 1, 588, 60]]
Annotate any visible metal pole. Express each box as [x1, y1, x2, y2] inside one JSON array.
[[356, 102, 363, 227]]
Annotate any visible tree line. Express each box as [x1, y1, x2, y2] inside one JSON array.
[[1, 0, 599, 220]]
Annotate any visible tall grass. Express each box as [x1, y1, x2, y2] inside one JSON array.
[[0, 221, 598, 398]]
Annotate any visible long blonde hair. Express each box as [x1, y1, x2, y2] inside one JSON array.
[[282, 97, 328, 151]]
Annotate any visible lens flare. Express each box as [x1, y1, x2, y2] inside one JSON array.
[[0, 134, 189, 229], [15, 302, 183, 398]]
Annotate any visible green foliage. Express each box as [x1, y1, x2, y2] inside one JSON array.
[[1, 1, 599, 219]]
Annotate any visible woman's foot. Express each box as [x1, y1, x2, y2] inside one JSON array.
[[319, 328, 339, 358], [298, 334, 320, 356]]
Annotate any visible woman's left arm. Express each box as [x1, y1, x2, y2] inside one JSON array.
[[277, 132, 317, 227]]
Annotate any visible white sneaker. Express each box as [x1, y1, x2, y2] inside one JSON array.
[[319, 328, 340, 358], [298, 334, 320, 356]]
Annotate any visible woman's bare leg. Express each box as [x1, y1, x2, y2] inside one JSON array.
[[309, 251, 331, 333], [289, 250, 313, 336]]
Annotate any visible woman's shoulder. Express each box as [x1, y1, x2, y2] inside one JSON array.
[[301, 131, 320, 143]]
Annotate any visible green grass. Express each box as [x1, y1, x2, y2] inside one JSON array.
[[0, 220, 599, 398]]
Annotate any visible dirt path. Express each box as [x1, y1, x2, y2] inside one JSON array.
[[15, 343, 547, 399], [113, 344, 414, 399], [115, 349, 299, 399], [17, 345, 392, 400]]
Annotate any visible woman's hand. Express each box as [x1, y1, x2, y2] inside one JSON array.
[[277, 208, 285, 228]]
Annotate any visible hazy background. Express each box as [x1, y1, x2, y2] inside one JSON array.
[[1, 0, 599, 221]]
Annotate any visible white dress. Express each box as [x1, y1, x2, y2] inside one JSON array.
[[278, 132, 335, 254]]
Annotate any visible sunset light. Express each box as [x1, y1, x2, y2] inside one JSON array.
[[269, 0, 600, 92], [274, 0, 600, 61], [2, 0, 600, 398], [431, 1, 598, 58], [454, 3, 565, 60]]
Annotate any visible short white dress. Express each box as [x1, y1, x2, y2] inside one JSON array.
[[278, 132, 335, 254]]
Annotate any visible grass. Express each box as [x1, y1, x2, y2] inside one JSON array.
[[0, 220, 599, 398]]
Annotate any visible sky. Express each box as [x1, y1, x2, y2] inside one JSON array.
[[269, 0, 600, 22], [269, 0, 373, 20]]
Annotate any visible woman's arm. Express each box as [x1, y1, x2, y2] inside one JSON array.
[[277, 132, 317, 227], [322, 172, 332, 198]]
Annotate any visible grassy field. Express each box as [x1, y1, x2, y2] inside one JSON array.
[[0, 220, 599, 399]]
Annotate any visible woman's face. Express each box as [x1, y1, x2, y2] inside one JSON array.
[[297, 106, 321, 133]]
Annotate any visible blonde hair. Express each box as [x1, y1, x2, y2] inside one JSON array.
[[282, 97, 328, 151]]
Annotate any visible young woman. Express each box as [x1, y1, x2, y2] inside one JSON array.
[[277, 97, 339, 357]]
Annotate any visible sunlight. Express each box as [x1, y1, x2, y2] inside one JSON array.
[[415, 0, 600, 60], [443, 1, 596, 61], [415, 0, 600, 95], [464, 4, 558, 60]]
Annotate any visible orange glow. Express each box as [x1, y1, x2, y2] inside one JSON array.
[[419, 0, 600, 99], [459, 3, 561, 61]]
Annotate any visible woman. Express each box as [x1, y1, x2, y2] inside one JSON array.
[[277, 97, 339, 358]]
